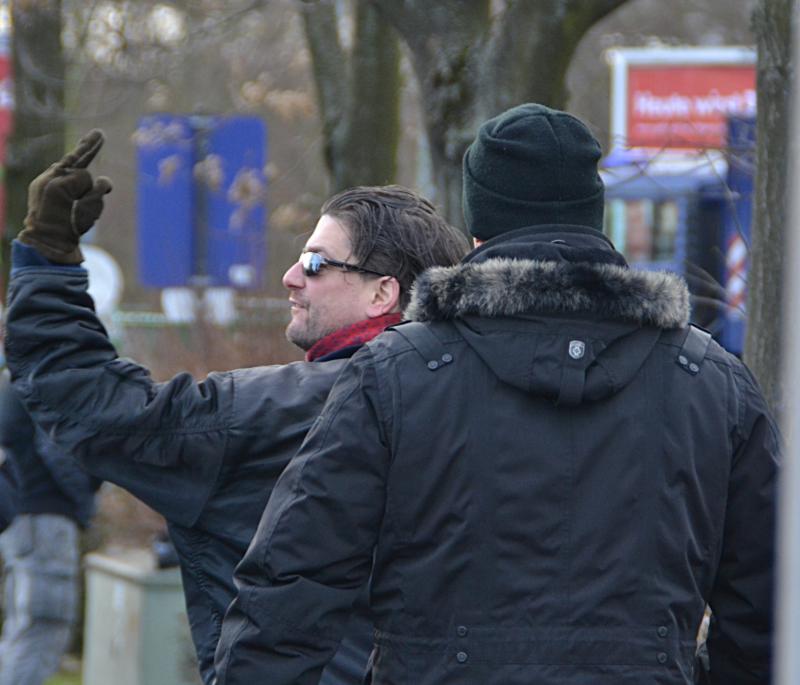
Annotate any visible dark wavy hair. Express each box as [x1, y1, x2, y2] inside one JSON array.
[[320, 185, 469, 309]]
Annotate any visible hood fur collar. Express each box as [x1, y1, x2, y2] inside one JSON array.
[[405, 258, 690, 329]]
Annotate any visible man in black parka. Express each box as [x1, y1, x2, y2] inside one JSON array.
[[214, 104, 779, 685], [2, 131, 468, 685]]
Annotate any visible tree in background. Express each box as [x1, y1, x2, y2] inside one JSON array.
[[745, 0, 794, 416], [55, 0, 400, 291], [370, 0, 631, 225], [301, 0, 400, 191], [4, 0, 65, 290], [60, 0, 329, 296], [4, 0, 773, 297]]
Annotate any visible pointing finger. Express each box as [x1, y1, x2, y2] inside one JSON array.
[[57, 129, 105, 170]]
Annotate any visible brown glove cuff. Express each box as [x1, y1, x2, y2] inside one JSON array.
[[17, 227, 84, 265]]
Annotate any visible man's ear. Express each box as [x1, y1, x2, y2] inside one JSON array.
[[473, 238, 483, 248], [367, 276, 401, 317]]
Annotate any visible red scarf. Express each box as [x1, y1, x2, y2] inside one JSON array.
[[305, 312, 403, 362]]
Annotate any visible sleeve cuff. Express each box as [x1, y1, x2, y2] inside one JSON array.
[[11, 240, 84, 274]]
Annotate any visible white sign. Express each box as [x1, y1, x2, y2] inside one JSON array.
[[83, 245, 124, 317]]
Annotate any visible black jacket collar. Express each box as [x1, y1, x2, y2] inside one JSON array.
[[465, 224, 625, 268], [405, 224, 689, 330]]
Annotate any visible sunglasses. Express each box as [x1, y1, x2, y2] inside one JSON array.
[[300, 251, 386, 278]]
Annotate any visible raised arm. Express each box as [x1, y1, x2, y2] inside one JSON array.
[[5, 131, 230, 526]]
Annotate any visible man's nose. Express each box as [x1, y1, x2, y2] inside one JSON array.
[[282, 259, 305, 289]]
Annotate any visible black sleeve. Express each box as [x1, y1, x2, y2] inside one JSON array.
[[214, 348, 390, 685], [0, 375, 21, 531], [0, 459, 18, 533], [706, 364, 780, 685], [0, 371, 32, 450], [5, 267, 231, 526]]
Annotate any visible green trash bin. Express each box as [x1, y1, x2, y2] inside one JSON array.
[[82, 550, 201, 685]]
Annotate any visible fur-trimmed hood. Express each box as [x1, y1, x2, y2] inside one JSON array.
[[405, 258, 689, 329], [403, 254, 691, 406]]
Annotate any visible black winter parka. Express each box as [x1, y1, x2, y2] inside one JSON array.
[[215, 225, 779, 685], [3, 260, 371, 685]]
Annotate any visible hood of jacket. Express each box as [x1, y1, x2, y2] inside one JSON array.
[[404, 225, 690, 405]]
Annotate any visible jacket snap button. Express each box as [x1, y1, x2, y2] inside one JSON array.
[[427, 360, 439, 370], [442, 353, 453, 363], [657, 626, 668, 638], [657, 652, 668, 664], [678, 355, 689, 365], [456, 651, 468, 663], [689, 362, 700, 373], [457, 625, 468, 637]]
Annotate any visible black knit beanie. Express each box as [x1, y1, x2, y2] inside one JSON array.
[[463, 103, 605, 240]]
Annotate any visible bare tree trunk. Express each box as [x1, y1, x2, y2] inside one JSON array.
[[745, 0, 794, 417], [372, 0, 630, 229], [345, 0, 400, 188], [302, 0, 400, 193], [5, 0, 65, 238], [371, 0, 489, 224]]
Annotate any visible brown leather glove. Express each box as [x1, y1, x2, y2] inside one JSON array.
[[17, 129, 113, 264]]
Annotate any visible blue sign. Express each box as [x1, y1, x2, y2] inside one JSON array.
[[136, 114, 267, 288], [205, 116, 266, 288], [136, 115, 195, 287]]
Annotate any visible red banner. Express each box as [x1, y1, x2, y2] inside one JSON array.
[[627, 65, 755, 149]]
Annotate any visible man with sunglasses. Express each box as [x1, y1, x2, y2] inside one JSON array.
[[3, 130, 468, 685]]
